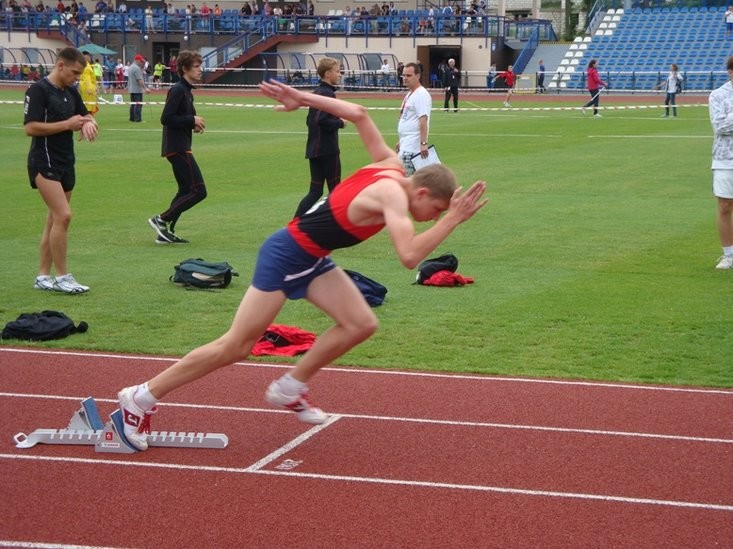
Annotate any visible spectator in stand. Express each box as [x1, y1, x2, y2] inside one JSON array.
[[581, 58, 607, 117], [145, 5, 155, 32], [117, 0, 126, 12], [725, 5, 733, 38], [241, 1, 252, 15], [94, 0, 105, 13], [308, 0, 314, 15]]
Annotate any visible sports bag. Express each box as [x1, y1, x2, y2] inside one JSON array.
[[415, 253, 458, 284], [171, 258, 238, 289], [2, 310, 88, 341], [344, 269, 388, 307]]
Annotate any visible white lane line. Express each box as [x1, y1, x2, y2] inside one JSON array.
[[1, 453, 730, 512], [0, 541, 127, 549], [245, 415, 341, 472], [2, 392, 731, 445], [2, 347, 731, 396]]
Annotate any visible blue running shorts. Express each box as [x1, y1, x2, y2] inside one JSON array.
[[252, 228, 336, 300]]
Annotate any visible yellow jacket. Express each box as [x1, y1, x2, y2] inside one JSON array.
[[79, 63, 99, 114]]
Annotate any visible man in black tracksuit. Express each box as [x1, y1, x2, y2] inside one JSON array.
[[294, 57, 345, 218], [442, 57, 460, 113], [148, 50, 208, 244]]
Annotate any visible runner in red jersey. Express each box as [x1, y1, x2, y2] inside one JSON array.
[[115, 80, 488, 450]]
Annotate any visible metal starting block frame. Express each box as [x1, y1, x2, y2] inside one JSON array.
[[13, 397, 228, 454]]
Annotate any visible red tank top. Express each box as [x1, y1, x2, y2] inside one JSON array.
[[287, 166, 400, 257]]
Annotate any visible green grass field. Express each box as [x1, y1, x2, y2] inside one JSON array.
[[0, 88, 730, 388]]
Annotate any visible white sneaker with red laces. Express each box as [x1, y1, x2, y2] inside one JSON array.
[[117, 386, 157, 450], [265, 380, 327, 424]]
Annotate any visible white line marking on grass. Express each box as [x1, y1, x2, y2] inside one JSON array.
[[3, 392, 731, 445], [589, 134, 710, 139], [1, 347, 731, 396], [1, 453, 730, 512]]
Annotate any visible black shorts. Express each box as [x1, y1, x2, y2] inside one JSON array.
[[28, 166, 76, 192]]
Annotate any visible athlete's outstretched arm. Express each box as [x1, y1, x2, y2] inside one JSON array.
[[259, 79, 396, 165]]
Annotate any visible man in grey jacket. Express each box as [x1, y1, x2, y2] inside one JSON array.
[[127, 54, 151, 122]]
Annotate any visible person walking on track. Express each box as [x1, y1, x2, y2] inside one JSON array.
[[582, 59, 607, 117]]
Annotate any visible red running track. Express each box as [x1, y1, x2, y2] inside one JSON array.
[[1, 347, 731, 548]]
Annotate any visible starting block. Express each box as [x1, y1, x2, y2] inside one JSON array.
[[13, 397, 228, 454]]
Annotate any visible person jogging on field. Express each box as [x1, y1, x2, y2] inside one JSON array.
[[116, 78, 488, 451], [582, 59, 607, 117]]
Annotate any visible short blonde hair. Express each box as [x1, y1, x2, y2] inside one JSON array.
[[412, 164, 458, 201], [317, 57, 340, 79]]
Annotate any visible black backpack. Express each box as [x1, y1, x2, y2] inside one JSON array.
[[171, 258, 238, 289], [2, 310, 88, 341], [415, 253, 458, 284]]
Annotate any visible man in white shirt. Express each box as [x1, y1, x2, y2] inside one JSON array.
[[396, 62, 432, 175], [709, 55, 733, 269], [380, 58, 390, 89]]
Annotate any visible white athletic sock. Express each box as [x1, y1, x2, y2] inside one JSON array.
[[134, 382, 159, 411], [278, 373, 306, 395], [723, 245, 733, 257]]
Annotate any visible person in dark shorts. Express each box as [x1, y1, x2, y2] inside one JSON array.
[[24, 46, 99, 294], [147, 50, 207, 244], [293, 56, 345, 218], [116, 79, 488, 451]]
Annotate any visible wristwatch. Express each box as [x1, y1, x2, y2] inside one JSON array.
[[420, 141, 428, 146]]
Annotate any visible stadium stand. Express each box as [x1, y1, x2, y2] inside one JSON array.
[[557, 6, 730, 92]]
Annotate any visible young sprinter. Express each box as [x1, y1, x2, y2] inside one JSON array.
[[117, 79, 488, 450]]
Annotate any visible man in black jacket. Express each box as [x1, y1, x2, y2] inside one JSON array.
[[294, 57, 345, 218], [148, 50, 207, 244], [442, 58, 460, 112]]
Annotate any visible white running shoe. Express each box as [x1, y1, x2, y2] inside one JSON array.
[[33, 275, 55, 291], [503, 101, 510, 107], [593, 113, 603, 117], [52, 273, 89, 294], [715, 255, 733, 270], [265, 380, 327, 424], [117, 386, 157, 450]]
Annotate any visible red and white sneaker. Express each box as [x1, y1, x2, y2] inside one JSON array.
[[117, 386, 157, 450], [265, 381, 327, 424]]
